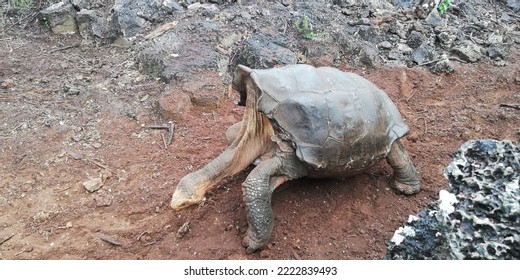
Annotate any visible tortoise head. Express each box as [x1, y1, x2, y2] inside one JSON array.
[[170, 172, 209, 211], [232, 64, 252, 106]]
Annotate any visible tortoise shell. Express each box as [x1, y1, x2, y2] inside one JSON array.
[[247, 64, 409, 176]]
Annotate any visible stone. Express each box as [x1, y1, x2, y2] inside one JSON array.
[[378, 41, 392, 50], [506, 0, 520, 12], [386, 140, 520, 260], [176, 221, 191, 239], [112, 0, 169, 37], [391, 0, 413, 8], [1, 79, 14, 89], [451, 41, 482, 63], [40, 1, 78, 35], [134, 29, 221, 82], [436, 32, 456, 47], [410, 45, 435, 65], [358, 42, 379, 68], [162, 0, 184, 12], [433, 59, 454, 74], [82, 177, 103, 192], [396, 43, 412, 55], [407, 30, 427, 49], [486, 45, 507, 60], [76, 9, 119, 40], [425, 9, 444, 27], [236, 32, 296, 69]]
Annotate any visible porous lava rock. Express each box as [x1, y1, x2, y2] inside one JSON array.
[[386, 139, 520, 259]]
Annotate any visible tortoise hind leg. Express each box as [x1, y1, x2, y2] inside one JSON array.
[[386, 140, 421, 195], [241, 152, 308, 253]]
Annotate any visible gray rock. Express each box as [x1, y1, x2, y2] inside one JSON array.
[[437, 31, 456, 47], [457, 2, 479, 23], [112, 0, 168, 38], [358, 25, 380, 44], [391, 0, 414, 8], [410, 44, 435, 64], [499, 12, 515, 23], [407, 30, 427, 49], [388, 19, 407, 39], [386, 140, 520, 260], [451, 41, 482, 63], [82, 177, 104, 192], [358, 42, 379, 68], [433, 58, 454, 73], [236, 32, 296, 69], [378, 41, 393, 50], [76, 9, 119, 40], [425, 9, 445, 27], [40, 1, 78, 35], [486, 44, 507, 60], [506, 0, 520, 12], [397, 43, 412, 55], [163, 0, 185, 12], [135, 25, 222, 82], [387, 49, 403, 60]]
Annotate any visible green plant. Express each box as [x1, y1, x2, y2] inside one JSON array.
[[438, 0, 450, 14], [295, 15, 319, 39]]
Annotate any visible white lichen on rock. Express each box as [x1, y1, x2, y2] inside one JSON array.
[[391, 226, 416, 246]]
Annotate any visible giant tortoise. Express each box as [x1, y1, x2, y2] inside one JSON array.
[[171, 64, 421, 253]]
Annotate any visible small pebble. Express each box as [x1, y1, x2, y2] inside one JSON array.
[[1, 79, 14, 89]]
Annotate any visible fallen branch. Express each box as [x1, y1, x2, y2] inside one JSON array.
[[142, 122, 175, 148], [97, 233, 122, 246], [417, 59, 440, 67], [499, 103, 520, 111], [0, 234, 14, 246], [144, 21, 178, 40], [49, 43, 80, 53]]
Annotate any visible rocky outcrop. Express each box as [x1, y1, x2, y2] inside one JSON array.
[[386, 140, 520, 260]]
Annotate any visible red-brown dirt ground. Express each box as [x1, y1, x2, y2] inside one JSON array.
[[1, 31, 519, 260]]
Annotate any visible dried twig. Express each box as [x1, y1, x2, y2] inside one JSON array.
[[144, 21, 178, 40], [167, 122, 174, 146], [136, 231, 148, 241], [0, 234, 14, 246], [88, 159, 109, 170], [49, 43, 81, 53], [161, 132, 168, 150], [417, 59, 440, 67], [500, 103, 520, 111], [97, 233, 121, 246], [142, 122, 175, 148]]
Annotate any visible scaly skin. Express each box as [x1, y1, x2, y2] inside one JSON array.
[[241, 152, 308, 252], [386, 140, 421, 195]]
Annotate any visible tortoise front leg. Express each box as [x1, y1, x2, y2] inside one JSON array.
[[242, 152, 308, 253], [386, 140, 421, 195]]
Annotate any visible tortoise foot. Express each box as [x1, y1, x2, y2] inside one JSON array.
[[391, 179, 420, 195], [242, 228, 268, 253]]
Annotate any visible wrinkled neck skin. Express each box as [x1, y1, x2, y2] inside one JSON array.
[[171, 77, 274, 210]]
